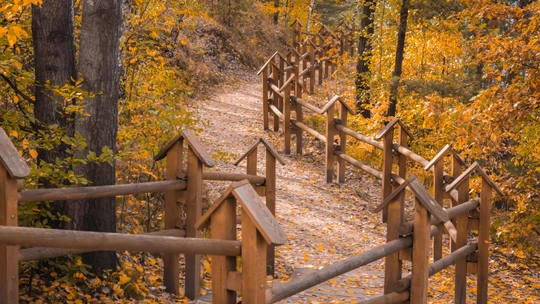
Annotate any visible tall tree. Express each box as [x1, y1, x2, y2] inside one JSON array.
[[355, 0, 376, 118], [31, 0, 77, 227], [386, 0, 410, 117], [68, 0, 123, 273]]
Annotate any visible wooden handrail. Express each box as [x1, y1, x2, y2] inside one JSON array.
[[394, 242, 478, 293], [266, 226, 439, 303], [335, 124, 383, 149], [0, 226, 241, 256], [269, 105, 285, 121], [18, 229, 186, 261], [291, 119, 326, 142], [203, 171, 265, 185], [291, 96, 323, 114], [397, 198, 480, 235], [18, 180, 187, 203]]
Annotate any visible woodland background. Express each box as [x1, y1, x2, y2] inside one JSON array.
[[0, 0, 538, 302]]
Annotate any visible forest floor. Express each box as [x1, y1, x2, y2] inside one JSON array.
[[184, 73, 540, 303]]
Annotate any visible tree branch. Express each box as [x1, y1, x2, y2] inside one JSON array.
[[0, 74, 36, 104]]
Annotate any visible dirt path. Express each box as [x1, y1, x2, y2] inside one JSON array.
[[190, 77, 386, 303]]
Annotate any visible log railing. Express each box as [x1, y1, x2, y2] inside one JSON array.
[[0, 127, 287, 303], [255, 20, 504, 304]]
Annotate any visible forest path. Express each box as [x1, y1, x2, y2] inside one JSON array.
[[189, 76, 386, 303]]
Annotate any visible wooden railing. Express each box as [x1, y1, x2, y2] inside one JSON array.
[[0, 128, 287, 303], [255, 21, 504, 304]]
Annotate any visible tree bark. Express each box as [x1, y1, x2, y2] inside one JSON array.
[[386, 0, 410, 117], [355, 0, 376, 118], [306, 0, 315, 33], [274, 0, 280, 24], [69, 0, 123, 274], [31, 0, 77, 227]]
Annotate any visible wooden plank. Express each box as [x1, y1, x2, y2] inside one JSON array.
[[241, 215, 267, 303], [410, 198, 430, 303], [184, 148, 203, 299], [260, 138, 286, 165], [262, 68, 270, 130], [284, 79, 291, 155], [195, 182, 238, 231], [433, 160, 444, 261], [233, 184, 287, 245], [211, 197, 237, 304], [0, 128, 30, 179], [272, 64, 280, 132], [265, 151, 277, 275], [247, 150, 258, 177], [374, 176, 412, 213], [226, 271, 242, 292], [381, 130, 394, 223], [375, 118, 413, 140], [19, 180, 187, 203], [181, 130, 214, 167], [454, 171, 469, 304], [477, 178, 492, 304], [257, 52, 278, 75], [325, 104, 335, 183], [163, 142, 183, 295], [337, 104, 348, 183], [320, 95, 354, 115], [295, 82, 304, 155], [0, 165, 18, 303], [384, 185, 404, 294], [408, 179, 449, 223]]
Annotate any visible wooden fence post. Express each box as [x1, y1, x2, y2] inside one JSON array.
[[234, 181, 287, 304], [322, 96, 353, 184], [0, 128, 30, 303], [209, 197, 237, 304], [376, 119, 396, 223], [271, 63, 280, 132], [155, 130, 214, 300], [262, 67, 270, 130], [295, 65, 304, 155], [324, 101, 335, 183], [410, 196, 431, 304], [159, 136, 184, 294], [309, 40, 315, 94], [446, 162, 503, 304], [284, 76, 291, 155], [234, 138, 286, 276], [424, 145, 462, 262]]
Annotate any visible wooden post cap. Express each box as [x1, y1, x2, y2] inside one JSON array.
[[234, 138, 286, 166], [375, 118, 413, 140], [446, 161, 504, 197], [320, 95, 354, 115], [154, 130, 214, 167], [424, 144, 465, 170], [0, 127, 30, 179], [196, 180, 287, 246]]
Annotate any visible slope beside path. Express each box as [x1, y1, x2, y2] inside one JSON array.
[[190, 77, 386, 303]]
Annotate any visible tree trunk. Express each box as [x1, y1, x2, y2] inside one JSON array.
[[355, 0, 376, 118], [386, 0, 410, 117], [274, 0, 280, 24], [69, 0, 123, 274], [31, 0, 77, 227], [306, 0, 315, 33]]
